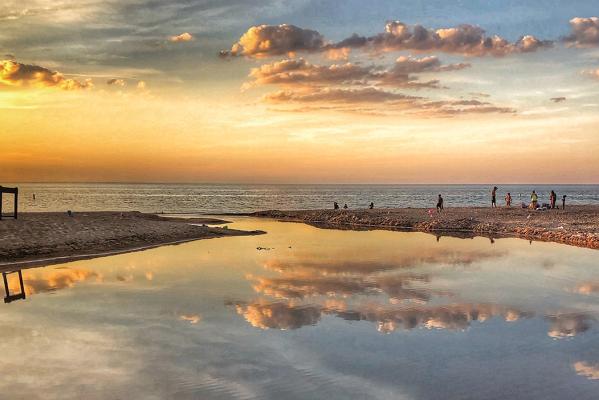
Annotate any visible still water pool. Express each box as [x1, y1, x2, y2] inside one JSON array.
[[1, 218, 598, 399]]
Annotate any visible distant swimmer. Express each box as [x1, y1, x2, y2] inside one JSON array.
[[505, 192, 512, 207], [491, 186, 498, 208], [436, 194, 444, 213], [369, 202, 374, 209]]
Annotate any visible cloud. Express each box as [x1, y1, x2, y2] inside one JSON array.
[[179, 314, 201, 324], [583, 68, 599, 79], [233, 301, 321, 330], [169, 32, 194, 43], [546, 313, 593, 339], [564, 17, 599, 47], [263, 87, 420, 104], [244, 56, 466, 91], [550, 97, 567, 103], [264, 87, 515, 116], [573, 361, 599, 380], [220, 24, 324, 58], [231, 300, 532, 332], [0, 59, 92, 90], [223, 22, 550, 58], [575, 282, 599, 295], [107, 78, 126, 87], [334, 21, 552, 56]]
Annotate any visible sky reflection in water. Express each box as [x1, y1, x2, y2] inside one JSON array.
[[1, 218, 598, 399]]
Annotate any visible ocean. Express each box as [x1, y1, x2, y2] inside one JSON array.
[[3, 183, 599, 214]]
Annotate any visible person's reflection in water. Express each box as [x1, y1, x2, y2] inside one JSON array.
[[2, 270, 26, 303]]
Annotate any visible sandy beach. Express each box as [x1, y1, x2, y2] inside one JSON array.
[[251, 205, 599, 250], [0, 212, 263, 268]]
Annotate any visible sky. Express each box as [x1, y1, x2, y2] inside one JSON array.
[[1, 0, 599, 183]]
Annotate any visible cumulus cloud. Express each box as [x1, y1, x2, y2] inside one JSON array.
[[550, 97, 566, 103], [224, 22, 550, 58], [220, 24, 324, 58], [223, 22, 550, 59], [0, 59, 92, 90], [333, 21, 552, 56], [169, 32, 194, 43], [573, 361, 599, 380], [564, 17, 599, 47], [107, 78, 126, 87]]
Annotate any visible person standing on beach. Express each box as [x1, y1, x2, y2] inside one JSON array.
[[550, 190, 557, 209], [334, 202, 339, 210], [562, 195, 567, 210], [436, 194, 444, 213], [491, 186, 498, 208], [369, 202, 374, 209], [505, 192, 512, 207], [530, 190, 538, 209]]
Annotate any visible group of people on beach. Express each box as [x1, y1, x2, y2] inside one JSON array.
[[333, 188, 568, 212]]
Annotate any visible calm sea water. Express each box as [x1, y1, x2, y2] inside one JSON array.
[[1, 217, 598, 399], [3, 183, 599, 213]]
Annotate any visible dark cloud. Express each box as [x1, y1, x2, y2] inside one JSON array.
[[564, 17, 599, 47], [0, 59, 93, 90]]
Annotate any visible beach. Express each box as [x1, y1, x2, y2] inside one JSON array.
[[252, 205, 599, 250], [0, 212, 263, 268]]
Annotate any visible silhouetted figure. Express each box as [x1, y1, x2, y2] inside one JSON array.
[[530, 190, 538, 209], [550, 190, 557, 209], [343, 204, 348, 209], [369, 202, 374, 209], [505, 192, 512, 207], [32, 193, 36, 201], [67, 210, 73, 217], [436, 194, 444, 213], [562, 195, 567, 210], [333, 202, 339, 210], [491, 186, 498, 208]]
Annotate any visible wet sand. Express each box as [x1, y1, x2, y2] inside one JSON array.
[[252, 205, 599, 250], [0, 212, 263, 268]]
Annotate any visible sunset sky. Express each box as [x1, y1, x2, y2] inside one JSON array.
[[1, 0, 599, 183]]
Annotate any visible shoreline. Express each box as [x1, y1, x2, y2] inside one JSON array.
[[250, 205, 599, 250], [0, 212, 263, 271]]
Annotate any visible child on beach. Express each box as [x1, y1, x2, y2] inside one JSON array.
[[505, 193, 512, 207]]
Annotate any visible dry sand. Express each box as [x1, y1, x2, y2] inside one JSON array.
[[252, 205, 599, 250], [0, 212, 263, 268]]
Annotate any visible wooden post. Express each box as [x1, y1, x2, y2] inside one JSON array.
[[14, 188, 18, 220], [0, 190, 3, 220]]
